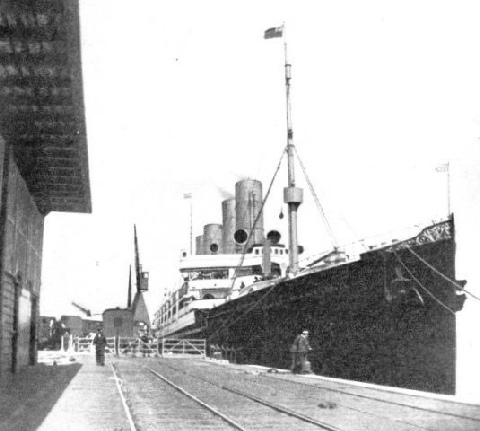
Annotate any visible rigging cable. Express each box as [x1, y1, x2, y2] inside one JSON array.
[[228, 146, 288, 293], [293, 146, 338, 249], [406, 245, 480, 302], [392, 250, 455, 316]]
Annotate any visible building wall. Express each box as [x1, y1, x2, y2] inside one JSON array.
[[0, 148, 44, 375], [103, 309, 133, 338], [82, 319, 103, 336], [60, 316, 84, 337]]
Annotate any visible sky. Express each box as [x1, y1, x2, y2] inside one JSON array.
[[40, 0, 480, 319]]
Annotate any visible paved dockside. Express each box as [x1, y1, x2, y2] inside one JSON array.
[[0, 352, 130, 431], [2, 353, 480, 430]]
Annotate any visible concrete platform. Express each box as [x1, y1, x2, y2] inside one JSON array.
[[0, 352, 131, 431]]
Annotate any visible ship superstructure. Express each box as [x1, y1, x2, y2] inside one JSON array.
[[154, 179, 290, 338]]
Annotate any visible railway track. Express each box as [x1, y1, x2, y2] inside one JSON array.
[[112, 360, 338, 430], [111, 358, 480, 430], [199, 361, 480, 427], [146, 366, 340, 431], [111, 360, 464, 431], [151, 359, 480, 430], [151, 361, 427, 431]]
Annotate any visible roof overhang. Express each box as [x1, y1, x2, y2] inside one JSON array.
[[0, 0, 91, 214]]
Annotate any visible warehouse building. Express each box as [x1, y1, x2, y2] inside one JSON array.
[[0, 0, 90, 375]]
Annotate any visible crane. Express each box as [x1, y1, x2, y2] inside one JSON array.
[[71, 301, 92, 317]]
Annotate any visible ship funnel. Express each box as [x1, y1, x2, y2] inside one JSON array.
[[222, 198, 236, 254], [203, 224, 223, 255], [235, 179, 264, 251], [195, 235, 203, 255], [267, 230, 281, 246]]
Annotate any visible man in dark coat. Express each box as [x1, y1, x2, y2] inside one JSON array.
[[93, 327, 107, 366], [290, 330, 312, 374]]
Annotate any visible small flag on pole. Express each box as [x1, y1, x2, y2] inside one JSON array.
[[264, 26, 283, 39], [183, 193, 192, 199], [436, 163, 449, 173]]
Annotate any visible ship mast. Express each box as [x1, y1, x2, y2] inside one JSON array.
[[282, 26, 303, 275], [127, 265, 132, 307], [134, 224, 141, 292]]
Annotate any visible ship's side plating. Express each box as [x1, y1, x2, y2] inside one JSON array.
[[205, 219, 466, 395]]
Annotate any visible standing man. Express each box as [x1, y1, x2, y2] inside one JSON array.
[[290, 330, 312, 374], [93, 327, 107, 366]]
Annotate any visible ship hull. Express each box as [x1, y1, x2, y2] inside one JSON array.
[[203, 220, 465, 395]]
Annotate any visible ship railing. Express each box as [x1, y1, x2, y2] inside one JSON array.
[[300, 220, 446, 270]]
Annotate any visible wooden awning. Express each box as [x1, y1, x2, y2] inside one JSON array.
[[0, 0, 91, 214]]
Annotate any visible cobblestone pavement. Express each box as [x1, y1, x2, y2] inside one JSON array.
[[0, 352, 130, 431]]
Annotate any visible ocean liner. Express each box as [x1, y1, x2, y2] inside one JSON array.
[[153, 26, 468, 394]]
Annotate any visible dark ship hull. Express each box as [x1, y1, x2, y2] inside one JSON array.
[[203, 218, 466, 395]]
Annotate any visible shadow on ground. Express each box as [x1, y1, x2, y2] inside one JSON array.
[[0, 362, 82, 431]]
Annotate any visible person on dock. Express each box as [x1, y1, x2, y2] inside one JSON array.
[[290, 330, 312, 374], [62, 331, 70, 352], [93, 327, 107, 366], [140, 332, 150, 357]]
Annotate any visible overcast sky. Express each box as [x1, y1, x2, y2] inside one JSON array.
[[40, 0, 480, 319]]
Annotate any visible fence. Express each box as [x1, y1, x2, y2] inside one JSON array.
[[161, 338, 206, 358], [70, 336, 116, 353], [65, 336, 216, 360], [117, 338, 159, 357]]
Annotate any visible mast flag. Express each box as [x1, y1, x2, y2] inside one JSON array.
[[264, 26, 283, 39], [436, 163, 449, 172]]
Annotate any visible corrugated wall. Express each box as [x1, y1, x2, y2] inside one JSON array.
[[0, 149, 44, 375]]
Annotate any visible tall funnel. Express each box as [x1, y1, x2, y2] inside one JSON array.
[[222, 198, 236, 254], [234, 179, 264, 252], [203, 224, 223, 254]]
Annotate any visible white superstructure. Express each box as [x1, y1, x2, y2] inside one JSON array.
[[153, 244, 289, 337]]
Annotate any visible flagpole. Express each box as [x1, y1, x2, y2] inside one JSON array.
[[447, 162, 451, 216], [190, 196, 193, 255], [183, 193, 193, 254]]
